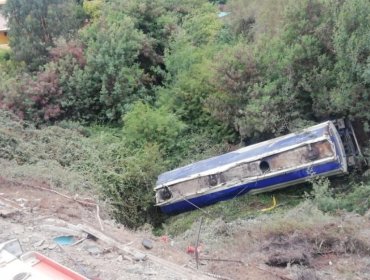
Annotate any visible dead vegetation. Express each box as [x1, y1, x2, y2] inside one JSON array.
[[173, 202, 370, 280]]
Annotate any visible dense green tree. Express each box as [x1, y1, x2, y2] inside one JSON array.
[[225, 0, 290, 40], [114, 0, 213, 87], [207, 0, 338, 140], [158, 2, 234, 141], [2, 0, 85, 70], [80, 11, 147, 122], [329, 0, 370, 127], [83, 0, 103, 20]]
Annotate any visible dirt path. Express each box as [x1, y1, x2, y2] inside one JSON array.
[[0, 181, 214, 280]]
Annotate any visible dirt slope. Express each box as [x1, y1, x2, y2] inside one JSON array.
[[1, 178, 370, 280], [0, 179, 212, 280]]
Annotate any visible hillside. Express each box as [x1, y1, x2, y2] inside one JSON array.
[[1, 0, 370, 279], [1, 95, 370, 279]]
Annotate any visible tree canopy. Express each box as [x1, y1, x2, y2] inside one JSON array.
[[2, 0, 85, 70]]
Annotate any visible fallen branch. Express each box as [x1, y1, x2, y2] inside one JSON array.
[[96, 205, 104, 231], [27, 184, 95, 207], [3, 178, 104, 231], [202, 272, 234, 280], [0, 195, 23, 209], [195, 217, 203, 269]]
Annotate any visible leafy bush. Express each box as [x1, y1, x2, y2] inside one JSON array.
[[0, 110, 167, 228], [77, 130, 168, 228], [0, 48, 10, 61], [123, 102, 186, 152], [83, 0, 103, 20], [327, 0, 370, 123], [311, 177, 370, 215], [311, 178, 339, 213]]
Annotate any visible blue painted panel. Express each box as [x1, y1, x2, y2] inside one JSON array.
[[157, 124, 330, 185], [160, 160, 342, 214]]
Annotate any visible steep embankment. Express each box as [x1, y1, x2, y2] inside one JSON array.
[[1, 110, 370, 280]]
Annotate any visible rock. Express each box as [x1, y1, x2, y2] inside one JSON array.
[[84, 245, 102, 255], [0, 208, 19, 218], [21, 238, 30, 243], [34, 240, 45, 247], [133, 252, 147, 261], [48, 243, 57, 250], [125, 264, 143, 274], [142, 238, 153, 250], [144, 270, 158, 276], [14, 227, 25, 234], [40, 242, 50, 250], [117, 255, 123, 262]]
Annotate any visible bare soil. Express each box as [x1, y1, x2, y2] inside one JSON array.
[[0, 179, 193, 280], [1, 179, 370, 280]]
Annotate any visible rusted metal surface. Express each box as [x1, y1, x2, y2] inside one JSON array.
[[155, 120, 364, 214], [157, 141, 335, 204]]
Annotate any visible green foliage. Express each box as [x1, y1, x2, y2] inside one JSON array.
[[207, 0, 339, 140], [2, 0, 370, 230], [0, 109, 168, 228], [328, 0, 370, 122], [205, 42, 262, 138], [78, 130, 168, 228], [311, 178, 339, 212], [83, 0, 103, 20], [162, 187, 304, 237], [226, 0, 291, 40], [158, 2, 235, 143], [123, 102, 186, 153], [80, 12, 147, 121], [311, 177, 370, 215], [181, 3, 222, 46], [0, 109, 97, 194], [3, 0, 85, 70], [0, 48, 10, 61], [0, 60, 27, 118]]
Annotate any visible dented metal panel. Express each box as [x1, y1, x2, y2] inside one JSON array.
[[155, 121, 355, 214], [156, 123, 331, 187]]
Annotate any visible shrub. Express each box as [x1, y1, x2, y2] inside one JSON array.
[[123, 102, 186, 153], [311, 177, 370, 215], [79, 130, 168, 228]]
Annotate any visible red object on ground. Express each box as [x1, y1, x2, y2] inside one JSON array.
[[186, 246, 202, 254], [160, 235, 170, 243], [1, 240, 89, 280], [30, 252, 88, 280]]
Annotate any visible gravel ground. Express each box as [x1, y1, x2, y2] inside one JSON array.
[[0, 182, 201, 280]]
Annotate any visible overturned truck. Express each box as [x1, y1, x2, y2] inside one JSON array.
[[155, 120, 364, 214]]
